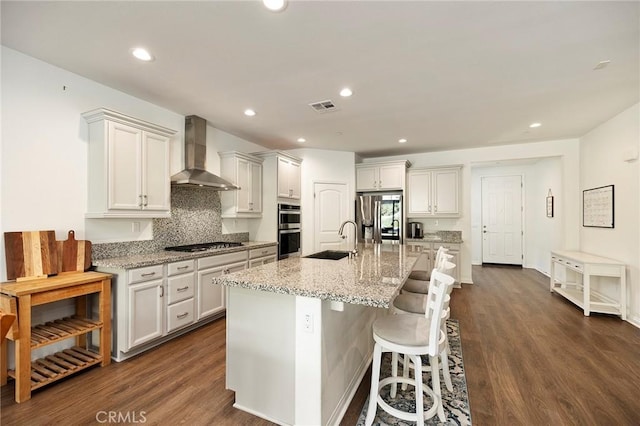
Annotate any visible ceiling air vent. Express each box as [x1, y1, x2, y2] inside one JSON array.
[[309, 99, 338, 113]]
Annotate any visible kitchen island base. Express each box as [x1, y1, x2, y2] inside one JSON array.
[[226, 286, 384, 425]]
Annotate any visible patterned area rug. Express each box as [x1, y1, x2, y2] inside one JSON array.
[[356, 320, 472, 425]]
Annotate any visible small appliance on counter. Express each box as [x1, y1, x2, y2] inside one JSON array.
[[408, 222, 423, 239]]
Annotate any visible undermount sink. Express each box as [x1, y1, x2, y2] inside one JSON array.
[[304, 250, 350, 260]]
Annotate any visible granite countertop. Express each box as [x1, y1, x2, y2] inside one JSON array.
[[213, 243, 419, 308], [405, 230, 463, 244], [92, 241, 277, 269]]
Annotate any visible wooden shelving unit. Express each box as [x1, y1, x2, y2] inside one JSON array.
[[0, 272, 112, 402]]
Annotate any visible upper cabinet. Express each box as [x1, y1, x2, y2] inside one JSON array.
[[277, 156, 301, 200], [219, 151, 263, 218], [83, 108, 176, 218], [356, 161, 409, 192], [407, 166, 461, 217]]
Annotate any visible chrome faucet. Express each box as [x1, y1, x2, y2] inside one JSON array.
[[338, 220, 358, 258]]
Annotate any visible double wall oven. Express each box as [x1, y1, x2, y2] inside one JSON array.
[[278, 203, 301, 259]]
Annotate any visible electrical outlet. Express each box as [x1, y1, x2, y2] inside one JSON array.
[[303, 313, 313, 333]]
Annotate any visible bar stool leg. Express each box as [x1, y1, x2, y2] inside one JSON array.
[[412, 354, 425, 426], [430, 355, 445, 422], [365, 343, 383, 426], [390, 351, 398, 398]]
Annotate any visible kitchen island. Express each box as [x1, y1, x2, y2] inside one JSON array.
[[213, 243, 418, 426]]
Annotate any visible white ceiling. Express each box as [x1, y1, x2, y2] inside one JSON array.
[[2, 1, 638, 158]]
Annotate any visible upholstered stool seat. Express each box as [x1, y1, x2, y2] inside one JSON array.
[[409, 269, 430, 281]]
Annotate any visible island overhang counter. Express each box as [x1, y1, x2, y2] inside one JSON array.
[[213, 243, 418, 426]]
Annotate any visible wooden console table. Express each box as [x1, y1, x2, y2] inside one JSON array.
[[550, 250, 626, 319], [0, 271, 112, 402]]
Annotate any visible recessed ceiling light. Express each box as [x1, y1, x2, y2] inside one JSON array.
[[263, 0, 287, 12], [593, 60, 611, 70], [244, 109, 256, 117], [297, 138, 306, 143], [398, 138, 408, 143], [339, 88, 353, 97], [131, 47, 154, 62], [529, 123, 541, 128]]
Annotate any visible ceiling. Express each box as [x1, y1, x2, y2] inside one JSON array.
[[2, 1, 638, 158]]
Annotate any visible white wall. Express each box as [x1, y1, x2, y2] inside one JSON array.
[[365, 138, 581, 284], [287, 148, 356, 256], [470, 157, 563, 274], [1, 47, 273, 278], [579, 103, 640, 326]]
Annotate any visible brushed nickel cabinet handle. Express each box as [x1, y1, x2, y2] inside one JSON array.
[[177, 286, 189, 292], [177, 265, 189, 270], [177, 312, 188, 319], [141, 272, 156, 277]]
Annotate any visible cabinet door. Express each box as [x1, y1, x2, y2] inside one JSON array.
[[432, 169, 459, 215], [236, 157, 252, 212], [197, 261, 247, 320], [407, 170, 432, 216], [141, 131, 171, 211], [277, 157, 291, 198], [378, 164, 404, 190], [288, 161, 301, 200], [108, 121, 142, 210], [249, 161, 262, 211], [127, 278, 164, 349], [356, 166, 378, 191]]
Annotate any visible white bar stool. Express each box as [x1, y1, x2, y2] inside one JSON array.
[[408, 246, 448, 281], [365, 271, 455, 426]]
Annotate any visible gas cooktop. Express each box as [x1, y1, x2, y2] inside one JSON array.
[[164, 242, 243, 252]]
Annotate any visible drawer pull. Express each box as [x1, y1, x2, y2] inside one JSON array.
[[177, 312, 189, 319], [177, 266, 189, 270], [177, 286, 189, 292], [141, 272, 156, 277]]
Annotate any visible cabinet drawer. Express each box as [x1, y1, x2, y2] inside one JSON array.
[[167, 260, 195, 276], [167, 298, 195, 333], [197, 251, 248, 269], [167, 273, 195, 304], [128, 265, 163, 284], [249, 246, 277, 259], [436, 243, 459, 251]]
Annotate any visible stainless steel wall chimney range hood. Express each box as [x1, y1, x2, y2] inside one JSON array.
[[170, 115, 239, 190]]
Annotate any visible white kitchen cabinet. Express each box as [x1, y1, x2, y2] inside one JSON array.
[[166, 260, 195, 333], [407, 167, 461, 217], [219, 151, 263, 218], [407, 241, 460, 284], [127, 267, 164, 350], [356, 161, 409, 191], [83, 108, 176, 218], [249, 245, 278, 268], [277, 156, 301, 200], [197, 251, 248, 320]]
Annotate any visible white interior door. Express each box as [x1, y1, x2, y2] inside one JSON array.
[[481, 175, 523, 265], [314, 182, 350, 252]]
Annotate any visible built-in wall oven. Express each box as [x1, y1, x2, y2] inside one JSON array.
[[278, 203, 301, 259]]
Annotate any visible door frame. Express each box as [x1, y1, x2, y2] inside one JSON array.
[[480, 174, 526, 265]]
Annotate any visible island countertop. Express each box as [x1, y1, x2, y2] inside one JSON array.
[[213, 243, 418, 308]]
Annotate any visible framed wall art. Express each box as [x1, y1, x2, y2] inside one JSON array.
[[583, 185, 614, 228], [546, 195, 554, 218]]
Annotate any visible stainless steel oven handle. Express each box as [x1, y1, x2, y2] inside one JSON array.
[[279, 229, 301, 234], [279, 210, 301, 215], [279, 224, 301, 230]]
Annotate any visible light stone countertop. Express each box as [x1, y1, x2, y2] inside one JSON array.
[[213, 243, 419, 308], [92, 241, 277, 269]]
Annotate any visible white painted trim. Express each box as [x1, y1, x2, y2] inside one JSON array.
[[628, 315, 640, 329], [232, 403, 290, 426]]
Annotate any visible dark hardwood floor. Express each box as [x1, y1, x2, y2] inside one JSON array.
[[2, 265, 640, 425]]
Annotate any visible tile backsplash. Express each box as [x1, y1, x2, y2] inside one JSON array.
[[93, 186, 248, 260]]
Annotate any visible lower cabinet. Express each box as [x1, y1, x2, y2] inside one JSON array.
[[248, 245, 278, 268], [102, 246, 279, 362], [408, 242, 460, 284], [197, 251, 248, 320]]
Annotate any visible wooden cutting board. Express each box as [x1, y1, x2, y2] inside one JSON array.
[[4, 230, 58, 281], [57, 230, 92, 273]]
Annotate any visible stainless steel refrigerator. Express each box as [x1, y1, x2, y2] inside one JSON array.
[[355, 192, 403, 244]]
